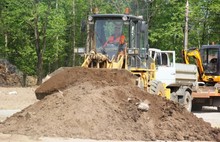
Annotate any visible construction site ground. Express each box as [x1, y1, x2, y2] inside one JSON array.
[[0, 67, 220, 141]]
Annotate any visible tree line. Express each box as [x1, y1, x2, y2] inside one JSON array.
[[0, 0, 219, 85]]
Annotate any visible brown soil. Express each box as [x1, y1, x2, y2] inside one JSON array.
[[0, 60, 37, 87], [0, 64, 21, 87], [0, 67, 220, 141]]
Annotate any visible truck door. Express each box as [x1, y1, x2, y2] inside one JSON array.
[[154, 51, 176, 86]]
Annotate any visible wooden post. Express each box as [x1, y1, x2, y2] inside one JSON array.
[[184, 0, 189, 50]]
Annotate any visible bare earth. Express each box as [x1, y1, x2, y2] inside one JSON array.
[[0, 87, 38, 109], [0, 67, 220, 141]]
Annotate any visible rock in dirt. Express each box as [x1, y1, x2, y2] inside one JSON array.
[[0, 67, 220, 141], [137, 100, 150, 111]]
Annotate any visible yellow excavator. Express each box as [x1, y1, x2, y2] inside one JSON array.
[[183, 45, 220, 111]]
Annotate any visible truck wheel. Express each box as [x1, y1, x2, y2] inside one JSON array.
[[170, 92, 178, 103], [217, 107, 220, 112], [192, 104, 202, 111], [148, 80, 165, 97], [179, 91, 192, 112]]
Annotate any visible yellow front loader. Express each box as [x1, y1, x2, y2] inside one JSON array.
[[81, 12, 196, 112], [81, 13, 163, 96]]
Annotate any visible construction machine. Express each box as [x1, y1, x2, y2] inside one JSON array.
[[183, 45, 220, 111], [148, 48, 197, 111], [82, 12, 156, 90], [81, 10, 197, 111]]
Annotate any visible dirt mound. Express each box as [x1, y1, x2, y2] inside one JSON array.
[[0, 60, 21, 87], [35, 67, 137, 100], [0, 67, 220, 141], [0, 59, 37, 87]]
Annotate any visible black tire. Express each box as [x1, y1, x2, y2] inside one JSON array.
[[192, 104, 203, 111], [217, 107, 220, 112], [179, 91, 192, 112], [148, 80, 165, 97]]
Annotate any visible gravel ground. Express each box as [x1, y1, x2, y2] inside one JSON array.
[[0, 87, 38, 122], [0, 133, 148, 142], [0, 87, 38, 110], [193, 107, 220, 128]]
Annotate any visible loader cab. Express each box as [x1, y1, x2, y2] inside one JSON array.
[[88, 14, 148, 68], [200, 45, 220, 76]]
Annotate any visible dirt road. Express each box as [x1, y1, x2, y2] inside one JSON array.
[[0, 87, 38, 122], [193, 107, 220, 128], [0, 133, 146, 142]]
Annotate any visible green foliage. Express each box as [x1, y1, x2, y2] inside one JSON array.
[[148, 0, 185, 61], [15, 45, 37, 75], [188, 0, 220, 46], [0, 0, 219, 79], [0, 0, 35, 74]]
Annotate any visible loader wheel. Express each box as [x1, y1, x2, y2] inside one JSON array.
[[148, 80, 165, 97], [179, 91, 192, 112]]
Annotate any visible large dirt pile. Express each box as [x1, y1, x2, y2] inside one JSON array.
[[0, 67, 220, 141]]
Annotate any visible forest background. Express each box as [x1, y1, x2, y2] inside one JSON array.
[[0, 0, 219, 85]]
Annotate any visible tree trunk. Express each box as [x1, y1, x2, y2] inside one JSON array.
[[54, 0, 59, 70], [34, 0, 51, 85], [4, 32, 8, 58], [34, 14, 43, 85], [22, 73, 27, 87], [72, 0, 76, 67], [36, 52, 43, 85]]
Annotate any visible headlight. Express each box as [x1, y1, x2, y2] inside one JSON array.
[[88, 16, 93, 21], [122, 15, 127, 21], [128, 48, 139, 55]]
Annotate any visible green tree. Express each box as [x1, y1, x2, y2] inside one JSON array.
[[189, 0, 220, 47], [0, 0, 219, 86], [0, 0, 69, 85], [148, 0, 185, 61], [0, 0, 37, 83]]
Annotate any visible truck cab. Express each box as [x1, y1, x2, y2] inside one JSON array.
[[149, 48, 176, 86]]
